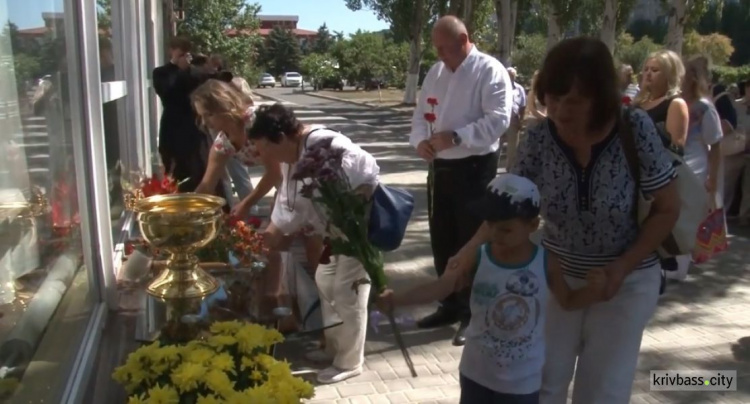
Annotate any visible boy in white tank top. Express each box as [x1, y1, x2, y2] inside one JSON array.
[[379, 174, 607, 403]]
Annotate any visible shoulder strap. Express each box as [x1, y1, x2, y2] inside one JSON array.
[[303, 127, 347, 149], [713, 92, 729, 103], [618, 107, 641, 221]]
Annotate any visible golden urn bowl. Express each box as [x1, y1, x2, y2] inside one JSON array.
[[134, 193, 226, 300]]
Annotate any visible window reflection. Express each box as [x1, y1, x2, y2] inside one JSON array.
[[0, 1, 91, 401]]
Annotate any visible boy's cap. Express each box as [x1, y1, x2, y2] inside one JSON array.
[[472, 174, 541, 222]]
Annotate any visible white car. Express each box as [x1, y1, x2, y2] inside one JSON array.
[[258, 73, 276, 88], [281, 72, 303, 87]]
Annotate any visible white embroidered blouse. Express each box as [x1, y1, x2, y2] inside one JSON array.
[[211, 106, 260, 167]]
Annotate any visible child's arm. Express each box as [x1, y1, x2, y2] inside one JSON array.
[[547, 252, 606, 310], [378, 250, 478, 312]]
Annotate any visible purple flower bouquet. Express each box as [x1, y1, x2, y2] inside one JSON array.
[[292, 137, 417, 376]]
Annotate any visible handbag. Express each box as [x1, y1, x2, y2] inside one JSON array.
[[303, 128, 415, 251], [619, 107, 709, 258], [692, 203, 728, 264], [368, 184, 415, 251]]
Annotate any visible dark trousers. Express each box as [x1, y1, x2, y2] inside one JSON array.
[[460, 374, 540, 404], [427, 151, 498, 318]]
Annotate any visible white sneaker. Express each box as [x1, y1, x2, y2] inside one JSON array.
[[316, 366, 362, 384], [304, 349, 333, 363]]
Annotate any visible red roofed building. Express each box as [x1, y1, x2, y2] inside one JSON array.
[[227, 15, 317, 47]]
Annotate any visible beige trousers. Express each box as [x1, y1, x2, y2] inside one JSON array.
[[315, 254, 370, 370]]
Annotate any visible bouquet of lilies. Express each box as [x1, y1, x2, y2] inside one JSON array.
[[292, 137, 416, 376]]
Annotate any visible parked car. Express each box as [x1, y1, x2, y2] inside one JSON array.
[[356, 77, 387, 91], [258, 73, 276, 88], [281, 72, 303, 87], [315, 75, 344, 91]]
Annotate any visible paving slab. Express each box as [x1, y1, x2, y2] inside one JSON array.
[[253, 89, 750, 403]]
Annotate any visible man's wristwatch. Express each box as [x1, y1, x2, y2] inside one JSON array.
[[451, 131, 462, 146]]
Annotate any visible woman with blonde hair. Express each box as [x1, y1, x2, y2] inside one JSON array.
[[669, 55, 724, 280], [523, 70, 546, 126], [191, 79, 280, 215], [634, 50, 690, 154]]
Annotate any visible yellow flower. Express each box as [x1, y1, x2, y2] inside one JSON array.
[[202, 369, 235, 398], [254, 353, 276, 369], [240, 356, 255, 371], [263, 328, 284, 346], [207, 334, 237, 348], [154, 345, 181, 363], [209, 320, 243, 335], [227, 385, 274, 404], [209, 353, 235, 374], [170, 362, 207, 392], [195, 394, 222, 404], [186, 347, 215, 364], [250, 369, 264, 381], [234, 325, 266, 353], [145, 384, 179, 404], [127, 394, 147, 404]]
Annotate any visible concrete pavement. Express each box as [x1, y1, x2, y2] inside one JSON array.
[[255, 87, 750, 404]]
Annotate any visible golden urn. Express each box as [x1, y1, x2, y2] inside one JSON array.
[[134, 193, 225, 300]]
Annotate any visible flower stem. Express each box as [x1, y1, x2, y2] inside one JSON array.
[[386, 310, 417, 377]]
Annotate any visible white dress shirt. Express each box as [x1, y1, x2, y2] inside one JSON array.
[[272, 126, 380, 235], [409, 45, 513, 160]]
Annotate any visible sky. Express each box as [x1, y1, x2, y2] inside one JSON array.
[[255, 0, 389, 35], [5, 0, 390, 35]]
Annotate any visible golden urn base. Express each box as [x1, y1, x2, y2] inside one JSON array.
[[147, 253, 220, 300]]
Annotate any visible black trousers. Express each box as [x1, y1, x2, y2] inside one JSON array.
[[427, 151, 498, 318]]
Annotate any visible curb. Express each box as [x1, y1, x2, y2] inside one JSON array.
[[253, 92, 287, 104], [302, 91, 412, 113]]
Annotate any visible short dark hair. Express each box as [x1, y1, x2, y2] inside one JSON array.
[[168, 36, 192, 52], [535, 37, 620, 132], [247, 103, 304, 144]]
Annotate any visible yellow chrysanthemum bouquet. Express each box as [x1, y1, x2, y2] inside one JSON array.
[[113, 321, 315, 403]]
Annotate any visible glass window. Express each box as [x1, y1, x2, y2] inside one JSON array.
[[97, 0, 130, 239], [0, 0, 94, 401]]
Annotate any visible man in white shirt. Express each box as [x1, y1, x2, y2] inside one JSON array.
[[408, 16, 513, 346], [504, 67, 526, 169]]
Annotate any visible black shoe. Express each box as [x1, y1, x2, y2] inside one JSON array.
[[417, 308, 458, 329], [452, 319, 469, 346]]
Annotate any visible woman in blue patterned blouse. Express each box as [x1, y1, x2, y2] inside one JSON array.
[[447, 37, 680, 404]]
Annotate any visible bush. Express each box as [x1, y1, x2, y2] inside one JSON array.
[[712, 65, 750, 85], [615, 33, 662, 72], [683, 31, 735, 67]]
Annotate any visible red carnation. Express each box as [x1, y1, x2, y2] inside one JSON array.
[[427, 97, 438, 106], [226, 215, 240, 227], [622, 96, 631, 105], [424, 112, 437, 123], [247, 216, 262, 229]]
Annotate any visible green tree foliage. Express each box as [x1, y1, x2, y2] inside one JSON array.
[[299, 53, 337, 88], [177, 0, 262, 80], [259, 27, 303, 76], [615, 32, 661, 71], [313, 24, 336, 54], [511, 33, 546, 82], [682, 31, 734, 66]]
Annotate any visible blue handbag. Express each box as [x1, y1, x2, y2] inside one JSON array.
[[368, 184, 414, 251]]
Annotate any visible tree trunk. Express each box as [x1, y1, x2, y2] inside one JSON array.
[[546, 5, 563, 51], [403, 0, 425, 105], [463, 0, 475, 36], [665, 0, 688, 54], [449, 0, 462, 15], [496, 0, 518, 66], [599, 0, 618, 53]]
